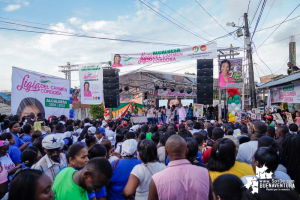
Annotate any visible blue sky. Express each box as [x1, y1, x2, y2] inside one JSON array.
[[0, 0, 299, 90]]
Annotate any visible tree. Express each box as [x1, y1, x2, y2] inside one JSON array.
[[184, 72, 196, 75], [89, 103, 105, 119]]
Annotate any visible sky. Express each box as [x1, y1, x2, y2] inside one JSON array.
[[0, 0, 299, 91]]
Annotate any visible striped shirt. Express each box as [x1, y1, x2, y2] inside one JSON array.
[[31, 153, 67, 183]]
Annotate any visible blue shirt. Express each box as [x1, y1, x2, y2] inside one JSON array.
[[188, 108, 193, 116], [166, 150, 202, 165], [10, 132, 25, 148], [21, 134, 32, 143], [8, 145, 21, 164], [107, 158, 142, 200], [88, 187, 107, 200]]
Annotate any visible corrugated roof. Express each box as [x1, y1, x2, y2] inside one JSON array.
[[257, 71, 300, 89]]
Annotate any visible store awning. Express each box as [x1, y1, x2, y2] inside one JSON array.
[[257, 71, 300, 89]]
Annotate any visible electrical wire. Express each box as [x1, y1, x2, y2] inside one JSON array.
[[255, 3, 300, 51], [247, 0, 251, 14], [136, 0, 209, 42], [0, 27, 190, 46], [250, 0, 263, 25], [252, 42, 274, 76], [261, 33, 300, 46], [251, 0, 267, 41], [157, 0, 214, 37], [273, 57, 289, 74], [259, 0, 275, 30]]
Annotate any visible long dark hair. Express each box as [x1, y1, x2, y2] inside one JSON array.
[[16, 97, 45, 118], [8, 169, 44, 200], [207, 138, 236, 172], [254, 142, 279, 173], [78, 126, 90, 141]]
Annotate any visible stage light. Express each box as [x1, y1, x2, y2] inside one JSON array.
[[124, 86, 129, 91], [170, 87, 175, 92], [119, 88, 123, 93], [163, 87, 167, 91]]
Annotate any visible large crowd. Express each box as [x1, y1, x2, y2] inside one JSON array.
[[0, 105, 299, 200]]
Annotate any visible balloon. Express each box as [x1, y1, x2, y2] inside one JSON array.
[[69, 97, 73, 104], [234, 99, 240, 104], [231, 103, 237, 107], [104, 108, 108, 112], [227, 88, 233, 93], [233, 95, 240, 100], [231, 111, 236, 116], [236, 103, 241, 108], [228, 113, 233, 117], [232, 88, 238, 94], [237, 91, 240, 95], [69, 113, 74, 118], [228, 99, 233, 104], [234, 106, 240, 111], [229, 92, 234, 97], [70, 88, 73, 94], [69, 109, 74, 114]]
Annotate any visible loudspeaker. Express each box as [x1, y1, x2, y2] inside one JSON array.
[[103, 68, 120, 108], [197, 98, 213, 105], [197, 59, 213, 69], [197, 69, 213, 76], [197, 76, 213, 84], [196, 59, 213, 105]]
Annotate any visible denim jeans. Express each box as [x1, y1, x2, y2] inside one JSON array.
[[147, 118, 154, 124], [158, 117, 162, 123], [162, 114, 166, 123]]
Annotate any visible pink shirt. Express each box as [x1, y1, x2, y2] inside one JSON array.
[[295, 117, 300, 125], [152, 159, 209, 200], [83, 90, 92, 97], [219, 73, 235, 88], [112, 63, 123, 68]]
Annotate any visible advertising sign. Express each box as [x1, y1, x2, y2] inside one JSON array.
[[272, 113, 284, 124], [154, 89, 196, 97], [194, 104, 204, 118], [286, 112, 294, 123], [111, 42, 217, 67], [79, 63, 103, 104], [11, 67, 70, 119], [271, 83, 300, 103], [218, 58, 243, 89], [120, 94, 133, 103]]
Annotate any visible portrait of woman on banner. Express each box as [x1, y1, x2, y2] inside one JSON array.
[[219, 59, 235, 88], [16, 97, 45, 120], [83, 82, 92, 97], [112, 54, 123, 68]]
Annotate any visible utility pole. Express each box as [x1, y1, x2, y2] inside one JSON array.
[[244, 13, 257, 108], [289, 35, 296, 72]]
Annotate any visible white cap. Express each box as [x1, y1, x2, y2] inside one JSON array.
[[88, 127, 97, 134], [42, 135, 64, 149], [102, 121, 107, 127], [121, 139, 138, 157], [210, 120, 216, 124]]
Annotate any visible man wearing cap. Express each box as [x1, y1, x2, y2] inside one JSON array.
[[31, 134, 67, 182], [95, 127, 106, 143], [80, 127, 97, 142]]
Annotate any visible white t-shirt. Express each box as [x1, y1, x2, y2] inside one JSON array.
[[157, 112, 162, 118], [131, 162, 166, 200], [236, 141, 258, 164], [147, 108, 155, 118], [106, 129, 116, 145]]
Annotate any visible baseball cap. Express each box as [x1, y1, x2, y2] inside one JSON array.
[[121, 139, 138, 157], [98, 127, 105, 133], [102, 121, 107, 127], [210, 120, 216, 124], [42, 135, 64, 149], [88, 127, 97, 134]]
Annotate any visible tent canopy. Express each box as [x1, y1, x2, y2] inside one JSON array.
[[119, 69, 197, 96]]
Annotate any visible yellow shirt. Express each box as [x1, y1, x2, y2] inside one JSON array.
[[209, 161, 255, 182]]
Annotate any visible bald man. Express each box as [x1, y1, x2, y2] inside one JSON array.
[[236, 121, 267, 164], [148, 135, 212, 200]]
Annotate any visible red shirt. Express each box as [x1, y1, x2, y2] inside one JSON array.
[[202, 148, 212, 164]]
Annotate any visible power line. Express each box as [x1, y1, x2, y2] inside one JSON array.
[[251, 0, 267, 41], [261, 33, 300, 46], [0, 27, 190, 46], [157, 0, 214, 37], [253, 42, 274, 76], [259, 0, 275, 30], [194, 0, 243, 45], [255, 3, 300, 51], [250, 0, 263, 25], [136, 0, 209, 42], [273, 57, 289, 74], [247, 0, 251, 14]]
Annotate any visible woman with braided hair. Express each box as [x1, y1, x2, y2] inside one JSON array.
[[280, 134, 300, 193]]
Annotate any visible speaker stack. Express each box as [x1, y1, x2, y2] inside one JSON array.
[[103, 68, 120, 108], [197, 59, 214, 105]]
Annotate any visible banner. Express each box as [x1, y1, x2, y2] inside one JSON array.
[[271, 83, 300, 103], [194, 104, 204, 118], [154, 89, 196, 97], [218, 58, 243, 89], [286, 112, 294, 123], [273, 113, 284, 124], [120, 94, 133, 103], [79, 63, 103, 104], [11, 67, 70, 119], [111, 42, 217, 67]]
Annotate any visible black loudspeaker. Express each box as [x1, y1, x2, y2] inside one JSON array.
[[197, 59, 213, 105], [197, 59, 213, 69], [103, 68, 120, 108]]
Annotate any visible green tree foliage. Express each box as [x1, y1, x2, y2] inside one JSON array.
[[89, 103, 104, 119]]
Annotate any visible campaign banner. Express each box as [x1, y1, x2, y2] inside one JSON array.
[[111, 42, 217, 67], [79, 63, 103, 104], [286, 112, 294, 123], [154, 89, 196, 97], [218, 58, 243, 89], [273, 113, 284, 124], [120, 94, 133, 103], [194, 104, 204, 118], [271, 83, 300, 103], [11, 67, 70, 119]]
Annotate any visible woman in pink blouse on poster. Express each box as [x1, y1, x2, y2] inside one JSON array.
[[219, 59, 235, 88], [112, 54, 123, 68], [83, 82, 92, 97]]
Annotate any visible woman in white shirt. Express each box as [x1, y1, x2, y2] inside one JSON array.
[[123, 140, 166, 200], [165, 107, 171, 124], [0, 140, 20, 181]]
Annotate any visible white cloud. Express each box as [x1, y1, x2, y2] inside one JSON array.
[[4, 4, 21, 12], [68, 17, 81, 25], [23, 1, 29, 6]]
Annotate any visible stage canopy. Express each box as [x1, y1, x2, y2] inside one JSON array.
[[119, 69, 197, 97]]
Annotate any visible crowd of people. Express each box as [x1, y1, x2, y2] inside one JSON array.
[[0, 108, 299, 200]]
